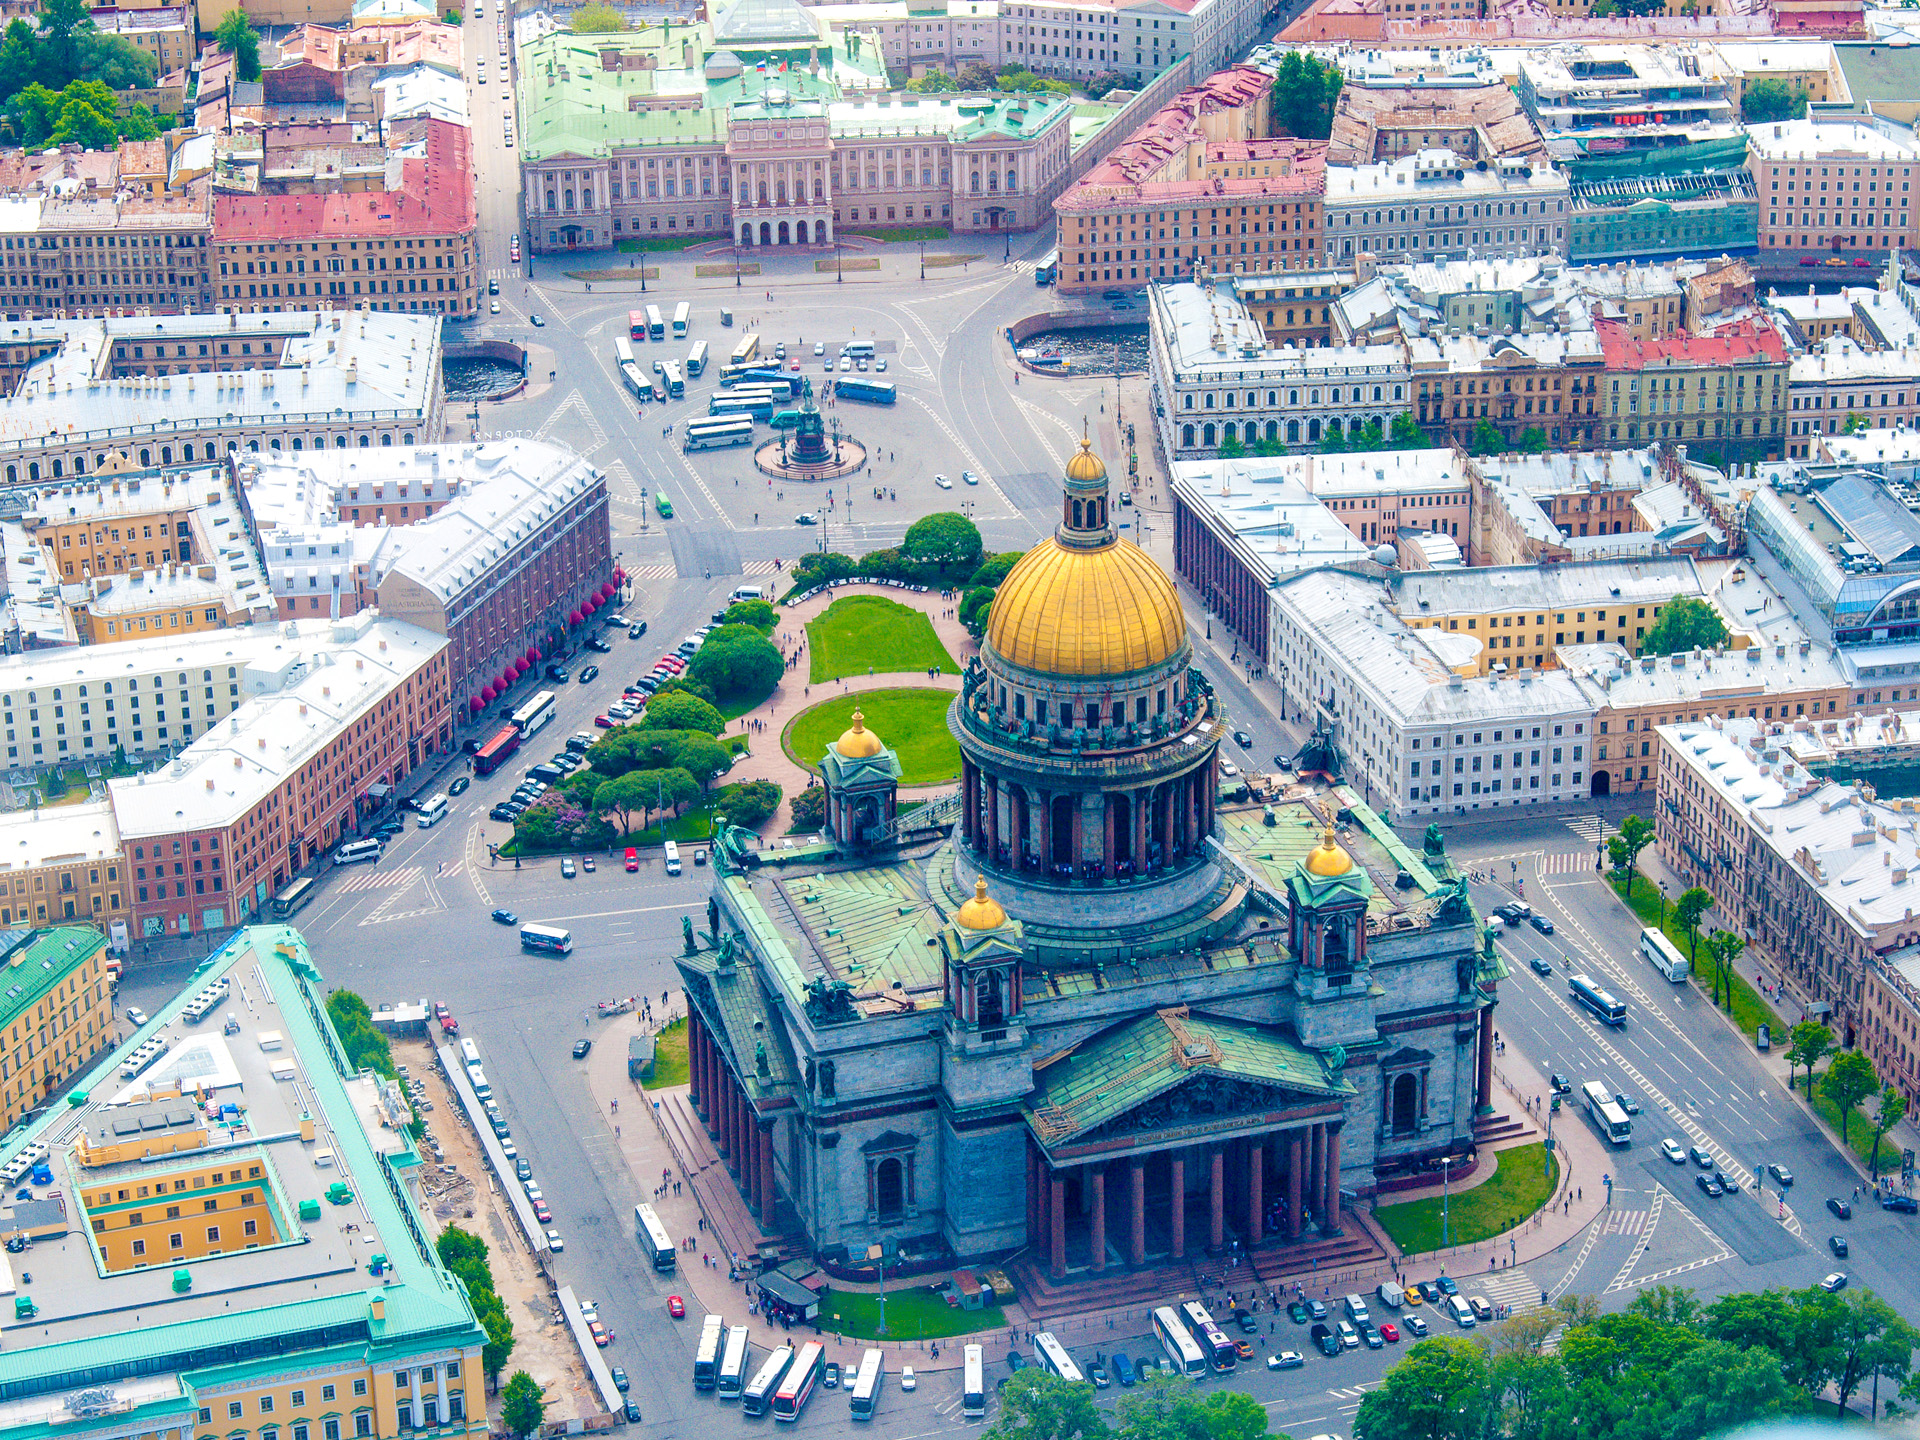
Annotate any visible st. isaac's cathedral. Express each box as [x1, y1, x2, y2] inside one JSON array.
[[678, 437, 1501, 1304]]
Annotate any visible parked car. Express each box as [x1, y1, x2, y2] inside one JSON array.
[[1112, 1352, 1135, 1386], [823, 1361, 841, 1389], [1882, 1193, 1918, 1213], [126, 1007, 149, 1027], [1088, 1362, 1111, 1388], [1234, 1307, 1258, 1334], [1829, 1197, 1853, 1220], [1288, 1301, 1310, 1325], [1404, 1314, 1429, 1338], [589, 1322, 610, 1347], [583, 856, 597, 873], [1435, 1277, 1458, 1297], [1548, 1074, 1573, 1096], [1336, 1321, 1359, 1350], [1309, 1324, 1339, 1357], [1268, 1351, 1304, 1370], [561, 858, 577, 879], [586, 637, 613, 654], [610, 1367, 629, 1393], [532, 1200, 552, 1223], [1468, 1296, 1493, 1322], [515, 1158, 532, 1181], [1379, 1322, 1400, 1343], [1308, 1299, 1328, 1320]]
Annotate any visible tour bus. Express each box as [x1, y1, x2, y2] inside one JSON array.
[[459, 1037, 482, 1067], [628, 310, 647, 341], [687, 339, 709, 377], [615, 335, 635, 367], [1569, 972, 1628, 1026], [271, 876, 316, 920], [848, 1349, 884, 1420], [773, 1341, 824, 1421], [472, 723, 524, 776], [962, 1344, 985, 1419], [739, 369, 796, 395], [836, 378, 896, 405], [662, 360, 685, 399], [685, 418, 755, 452], [730, 332, 761, 367], [694, 1314, 726, 1390], [672, 301, 691, 339], [1581, 1080, 1634, 1146], [519, 923, 573, 956], [744, 1346, 794, 1417], [1151, 1306, 1207, 1376], [1179, 1300, 1236, 1372], [1032, 1332, 1082, 1384], [634, 1203, 676, 1271], [510, 690, 556, 738], [711, 395, 773, 423], [718, 362, 763, 387], [621, 361, 649, 399], [1641, 927, 1689, 982], [1035, 248, 1059, 285], [415, 793, 450, 829], [645, 304, 665, 341], [719, 1326, 752, 1400]]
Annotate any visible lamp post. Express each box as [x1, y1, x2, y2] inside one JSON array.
[[837, 237, 843, 284], [1658, 879, 1670, 932], [919, 240, 927, 281], [735, 239, 743, 288], [1439, 1155, 1454, 1248]]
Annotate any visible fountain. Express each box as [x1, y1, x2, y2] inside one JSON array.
[[754, 375, 867, 482]]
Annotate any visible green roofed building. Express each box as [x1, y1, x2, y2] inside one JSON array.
[[0, 927, 490, 1440], [517, 1, 1076, 254], [678, 443, 1501, 1313]]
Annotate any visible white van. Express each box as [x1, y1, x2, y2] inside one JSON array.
[[731, 585, 763, 603], [843, 341, 875, 360], [1447, 1295, 1475, 1328], [1343, 1294, 1370, 1325], [468, 1067, 493, 1102], [333, 838, 383, 866], [663, 840, 682, 875], [1375, 1281, 1405, 1310]]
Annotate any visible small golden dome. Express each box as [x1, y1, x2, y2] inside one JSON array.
[[955, 877, 1007, 930], [986, 537, 1186, 677], [835, 710, 886, 759], [1305, 825, 1355, 878], [1065, 436, 1108, 484]]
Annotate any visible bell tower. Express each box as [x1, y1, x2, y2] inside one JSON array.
[[1288, 826, 1374, 987], [940, 879, 1025, 1049]]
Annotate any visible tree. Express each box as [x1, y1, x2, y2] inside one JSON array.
[[1785, 1021, 1836, 1099], [789, 783, 827, 831], [671, 734, 733, 792], [1605, 812, 1655, 902], [908, 69, 961, 92], [1218, 433, 1247, 459], [1270, 50, 1341, 139], [956, 61, 998, 89], [595, 771, 668, 833], [0, 20, 36, 102], [689, 628, 783, 704], [1625, 1284, 1701, 1332], [1354, 1336, 1491, 1440], [903, 511, 984, 582], [49, 92, 114, 148], [477, 1290, 515, 1384], [1810, 1288, 1920, 1419], [78, 30, 157, 91], [792, 550, 857, 587], [1843, 411, 1872, 436], [501, 1372, 545, 1439], [569, 1, 627, 29], [1663, 1339, 1798, 1436], [38, 0, 88, 83], [435, 1224, 488, 1270], [1870, 1084, 1908, 1181], [1517, 426, 1550, 454], [1742, 77, 1808, 123], [970, 551, 1025, 589], [985, 1369, 1107, 1440], [960, 585, 995, 638], [1468, 417, 1506, 455], [1639, 595, 1729, 657], [214, 9, 260, 82], [1823, 1050, 1880, 1146], [1672, 886, 1713, 971], [715, 777, 781, 829], [637, 691, 725, 736], [1705, 927, 1745, 1010], [723, 598, 778, 631], [1389, 412, 1430, 448], [1345, 418, 1387, 453], [116, 103, 159, 141]]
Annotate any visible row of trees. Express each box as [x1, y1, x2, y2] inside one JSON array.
[[907, 62, 1071, 96], [988, 1366, 1268, 1440], [792, 512, 987, 595], [433, 1227, 517, 1389], [1217, 413, 1430, 461]]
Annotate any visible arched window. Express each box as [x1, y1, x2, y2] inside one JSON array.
[[1202, 423, 1216, 446], [1182, 424, 1195, 447]]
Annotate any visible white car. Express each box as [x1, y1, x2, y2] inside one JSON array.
[[579, 1299, 598, 1322], [1660, 1138, 1687, 1164], [1219, 760, 1239, 777], [839, 356, 852, 371], [962, 471, 979, 485], [125, 1007, 149, 1027], [935, 474, 953, 489], [814, 341, 826, 355], [546, 1229, 565, 1253], [899, 1367, 916, 1391]]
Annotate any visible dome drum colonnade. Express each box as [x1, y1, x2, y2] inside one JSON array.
[[956, 433, 1224, 890]]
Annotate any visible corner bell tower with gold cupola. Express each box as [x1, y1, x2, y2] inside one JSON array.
[[949, 433, 1232, 945]]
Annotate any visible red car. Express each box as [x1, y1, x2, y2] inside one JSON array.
[[533, 1200, 552, 1223], [589, 1321, 611, 1347], [1800, 256, 1819, 266], [625, 847, 639, 872], [1380, 1322, 1400, 1343], [667, 1295, 686, 1318], [594, 715, 616, 728], [1855, 257, 1873, 267]]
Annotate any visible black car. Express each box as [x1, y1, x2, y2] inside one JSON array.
[[823, 1361, 841, 1389], [579, 665, 600, 683], [1883, 1192, 1919, 1213], [1529, 914, 1555, 935], [489, 804, 519, 822], [449, 776, 470, 796], [545, 664, 570, 682], [1696, 1174, 1725, 1198], [1616, 1092, 1642, 1115], [1829, 1197, 1853, 1220], [623, 1403, 641, 1424], [572, 1038, 592, 1059], [1830, 1235, 1849, 1257], [374, 821, 405, 839], [1234, 730, 1253, 749], [1234, 1307, 1259, 1334], [1309, 1324, 1340, 1357], [488, 278, 500, 295], [629, 623, 647, 639], [1529, 957, 1553, 976], [1714, 1170, 1739, 1194], [587, 637, 613, 653], [491, 909, 519, 925], [1549, 1073, 1573, 1095], [610, 1367, 628, 1393]]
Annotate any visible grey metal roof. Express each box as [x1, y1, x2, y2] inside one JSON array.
[[1814, 473, 1920, 566]]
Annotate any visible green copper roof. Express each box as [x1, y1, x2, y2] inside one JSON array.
[[0, 926, 105, 1038], [782, 862, 946, 1001], [1027, 1008, 1354, 1150]]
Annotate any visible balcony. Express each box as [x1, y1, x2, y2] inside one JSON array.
[[955, 671, 1224, 780]]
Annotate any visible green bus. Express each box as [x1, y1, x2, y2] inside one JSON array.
[[655, 490, 674, 518]]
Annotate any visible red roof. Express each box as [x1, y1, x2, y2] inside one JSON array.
[[213, 118, 474, 242], [1595, 317, 1787, 371]]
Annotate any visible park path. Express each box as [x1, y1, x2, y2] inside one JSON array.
[[723, 582, 980, 836]]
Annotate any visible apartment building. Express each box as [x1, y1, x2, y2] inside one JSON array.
[[0, 801, 128, 929], [1464, 447, 1655, 567], [1748, 118, 1920, 256], [0, 925, 112, 1136], [1406, 327, 1606, 454], [1786, 336, 1920, 457], [1596, 318, 1789, 460], [79, 562, 275, 644], [814, 0, 1010, 73], [1320, 150, 1571, 266], [213, 120, 478, 318], [91, 4, 193, 75], [1234, 267, 1350, 348], [22, 473, 205, 583]]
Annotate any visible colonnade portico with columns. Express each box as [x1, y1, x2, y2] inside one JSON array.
[[685, 1002, 779, 1223]]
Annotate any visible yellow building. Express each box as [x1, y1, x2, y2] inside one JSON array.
[[81, 565, 252, 643], [24, 474, 203, 583], [0, 925, 113, 1136], [0, 800, 128, 928]]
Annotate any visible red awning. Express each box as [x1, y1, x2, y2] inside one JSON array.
[[613, 567, 626, 583], [468, 695, 483, 713], [584, 596, 600, 614], [481, 683, 497, 702], [568, 609, 583, 625], [599, 582, 616, 601], [523, 647, 539, 666]]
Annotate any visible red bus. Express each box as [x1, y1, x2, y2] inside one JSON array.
[[773, 1341, 823, 1422], [472, 723, 524, 777], [628, 310, 647, 341]]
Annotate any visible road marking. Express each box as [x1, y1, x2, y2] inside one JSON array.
[[901, 393, 1015, 515], [535, 388, 609, 452]]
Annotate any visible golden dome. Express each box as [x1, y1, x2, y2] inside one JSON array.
[[1064, 436, 1108, 484], [987, 537, 1186, 677], [1305, 825, 1355, 878], [955, 877, 1007, 930], [835, 710, 886, 759]]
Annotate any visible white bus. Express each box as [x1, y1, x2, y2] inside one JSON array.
[[962, 1344, 985, 1418], [1032, 1332, 1082, 1384], [621, 360, 649, 399], [687, 339, 709, 377], [1641, 927, 1689, 982], [662, 360, 684, 399], [1569, 972, 1628, 1026], [730, 332, 761, 366], [510, 690, 556, 737], [672, 301, 691, 339], [634, 1202, 676, 1271], [1179, 1300, 1236, 1372], [615, 335, 635, 367], [744, 1346, 794, 1417], [645, 304, 665, 341], [1580, 1079, 1633, 1146], [415, 793, 449, 829], [685, 418, 755, 452], [1151, 1306, 1207, 1377], [773, 1341, 823, 1421], [719, 1325, 752, 1399], [694, 1314, 725, 1390], [519, 923, 573, 956], [847, 1348, 884, 1420]]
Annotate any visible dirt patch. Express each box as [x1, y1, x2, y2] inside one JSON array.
[[696, 262, 760, 277], [395, 1038, 596, 1422], [815, 258, 881, 272], [921, 254, 984, 268]]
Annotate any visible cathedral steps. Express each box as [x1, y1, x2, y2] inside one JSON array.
[[660, 1091, 722, 1175], [1472, 1110, 1537, 1147]]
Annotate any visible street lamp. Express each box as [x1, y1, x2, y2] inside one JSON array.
[[1658, 879, 1670, 932], [919, 240, 926, 281], [735, 239, 743, 288], [837, 237, 843, 284], [1439, 1155, 1454, 1248]]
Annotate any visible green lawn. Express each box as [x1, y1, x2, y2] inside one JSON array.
[[618, 236, 711, 253], [841, 225, 951, 243], [642, 1018, 688, 1090], [819, 1287, 1004, 1342], [1609, 873, 1783, 1042], [783, 690, 960, 785], [805, 594, 958, 683], [1374, 1143, 1559, 1255], [1803, 1066, 1905, 1173]]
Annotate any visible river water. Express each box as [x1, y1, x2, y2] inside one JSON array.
[[443, 359, 523, 400], [1019, 325, 1150, 375]]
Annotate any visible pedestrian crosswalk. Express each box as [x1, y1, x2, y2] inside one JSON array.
[[1599, 1207, 1650, 1237], [1540, 850, 1601, 876], [1471, 1267, 1544, 1315], [1566, 816, 1619, 844], [626, 564, 676, 581], [333, 864, 421, 893]]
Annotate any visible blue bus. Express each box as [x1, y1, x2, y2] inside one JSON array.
[[1035, 248, 1059, 285], [837, 378, 896, 405], [1569, 973, 1627, 1027], [740, 369, 797, 396], [711, 395, 773, 422]]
